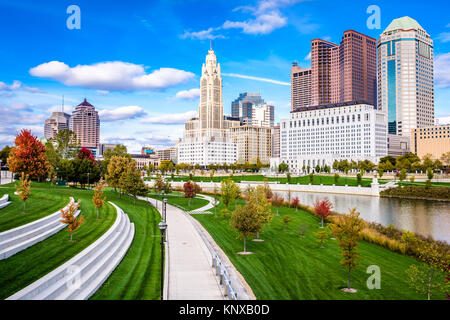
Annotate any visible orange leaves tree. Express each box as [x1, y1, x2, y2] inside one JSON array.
[[60, 201, 84, 241], [270, 193, 284, 216], [8, 129, 49, 181], [183, 180, 196, 208], [16, 172, 31, 213], [92, 180, 106, 219], [314, 198, 333, 228]]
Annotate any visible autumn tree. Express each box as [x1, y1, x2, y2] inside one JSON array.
[[440, 151, 450, 168], [77, 147, 96, 163], [159, 160, 174, 175], [106, 156, 130, 196], [330, 208, 363, 292], [60, 201, 84, 241], [405, 241, 449, 300], [270, 193, 284, 216], [291, 197, 300, 211], [121, 162, 150, 204], [154, 173, 165, 194], [249, 186, 272, 241], [16, 172, 31, 213], [92, 180, 106, 219], [263, 179, 273, 200], [315, 228, 329, 248], [282, 215, 293, 231], [8, 129, 49, 180], [230, 202, 264, 254], [183, 180, 196, 207], [220, 179, 240, 209], [314, 199, 333, 228]]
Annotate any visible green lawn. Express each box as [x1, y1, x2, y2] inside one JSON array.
[[146, 174, 389, 187], [0, 183, 117, 299], [0, 182, 70, 232], [192, 198, 445, 300], [148, 192, 209, 211], [90, 192, 162, 300]]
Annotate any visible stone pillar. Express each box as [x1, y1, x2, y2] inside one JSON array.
[[371, 172, 379, 196]]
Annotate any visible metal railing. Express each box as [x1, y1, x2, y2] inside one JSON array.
[[211, 253, 238, 300]]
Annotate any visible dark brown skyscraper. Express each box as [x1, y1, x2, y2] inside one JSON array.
[[310, 30, 377, 107]]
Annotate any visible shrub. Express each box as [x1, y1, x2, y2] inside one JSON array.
[[381, 186, 450, 200]]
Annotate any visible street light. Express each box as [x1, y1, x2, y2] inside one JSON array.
[[163, 198, 167, 222], [161, 190, 165, 210], [158, 220, 167, 301]]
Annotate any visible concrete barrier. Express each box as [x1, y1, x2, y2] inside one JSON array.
[[7, 201, 135, 300], [0, 198, 78, 260], [0, 194, 10, 209]]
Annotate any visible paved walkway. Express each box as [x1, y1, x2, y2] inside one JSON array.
[[145, 196, 224, 300]]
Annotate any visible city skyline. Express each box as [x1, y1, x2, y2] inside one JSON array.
[[1, 0, 450, 153]]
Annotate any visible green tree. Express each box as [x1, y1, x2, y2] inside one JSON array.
[[309, 173, 314, 184], [0, 145, 11, 164], [440, 151, 450, 168], [330, 208, 363, 291], [399, 168, 407, 184], [220, 179, 240, 209], [356, 173, 362, 186], [249, 186, 272, 240], [334, 173, 340, 185], [121, 162, 149, 205], [105, 156, 130, 196], [278, 162, 288, 173], [282, 215, 293, 231], [315, 228, 329, 248], [286, 172, 291, 184], [54, 129, 80, 160], [159, 160, 174, 175], [426, 167, 434, 188]]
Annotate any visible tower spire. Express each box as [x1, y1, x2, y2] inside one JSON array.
[[210, 39, 212, 51]]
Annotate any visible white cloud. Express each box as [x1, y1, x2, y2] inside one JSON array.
[[223, 11, 286, 35], [175, 88, 200, 100], [0, 80, 42, 94], [181, 28, 225, 40], [47, 104, 74, 114], [96, 90, 110, 95], [437, 32, 450, 43], [141, 110, 198, 125], [101, 134, 179, 153], [29, 61, 195, 91], [98, 106, 147, 121], [222, 73, 290, 86], [435, 53, 450, 88], [304, 52, 311, 60]]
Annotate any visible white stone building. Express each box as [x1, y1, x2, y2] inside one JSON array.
[[178, 48, 237, 166], [280, 102, 387, 173]]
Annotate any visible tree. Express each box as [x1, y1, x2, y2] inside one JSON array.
[[263, 179, 273, 200], [330, 208, 363, 292], [8, 129, 49, 180], [230, 199, 265, 254], [315, 229, 329, 248], [92, 180, 106, 219], [282, 215, 293, 231], [405, 241, 449, 300], [60, 201, 84, 241], [77, 147, 96, 163], [53, 129, 80, 160], [270, 193, 284, 216], [16, 172, 31, 213], [278, 162, 288, 173], [106, 156, 130, 196], [291, 197, 299, 211], [426, 167, 434, 188], [210, 169, 215, 182], [399, 168, 407, 184], [356, 173, 362, 186], [121, 162, 150, 204], [440, 151, 450, 168], [314, 199, 332, 228], [159, 160, 174, 175], [103, 144, 131, 161], [249, 186, 272, 240], [286, 172, 291, 184], [183, 181, 196, 207], [309, 173, 314, 184], [0, 145, 11, 164], [433, 159, 443, 171], [220, 179, 240, 209], [334, 173, 340, 185], [377, 164, 384, 179], [154, 173, 165, 194], [315, 164, 320, 173], [332, 160, 339, 172], [146, 163, 155, 177], [212, 185, 219, 215]]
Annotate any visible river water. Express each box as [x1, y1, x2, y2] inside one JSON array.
[[275, 191, 450, 243]]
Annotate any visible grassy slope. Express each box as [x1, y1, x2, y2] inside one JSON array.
[[0, 183, 116, 299], [0, 182, 70, 232], [90, 192, 161, 300], [148, 193, 209, 211], [192, 199, 444, 300], [148, 175, 388, 187]]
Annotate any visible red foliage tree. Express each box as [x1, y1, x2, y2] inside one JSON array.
[[314, 199, 333, 228], [291, 197, 300, 211], [7, 129, 49, 180], [77, 147, 96, 164], [183, 181, 196, 207]]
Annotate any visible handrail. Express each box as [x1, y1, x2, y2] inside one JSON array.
[[211, 253, 238, 300]]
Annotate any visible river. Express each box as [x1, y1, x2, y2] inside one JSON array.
[[275, 191, 450, 243]]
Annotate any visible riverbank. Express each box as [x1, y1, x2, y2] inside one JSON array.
[[380, 186, 450, 202]]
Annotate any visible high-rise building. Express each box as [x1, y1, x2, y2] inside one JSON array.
[[69, 99, 100, 150], [280, 102, 387, 173], [377, 16, 434, 136], [44, 111, 71, 139], [231, 92, 274, 127], [178, 48, 237, 165], [311, 30, 377, 107], [291, 62, 311, 111], [271, 125, 280, 158], [230, 126, 272, 164]]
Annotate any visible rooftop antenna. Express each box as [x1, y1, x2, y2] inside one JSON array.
[[210, 39, 213, 51], [62, 95, 64, 113]]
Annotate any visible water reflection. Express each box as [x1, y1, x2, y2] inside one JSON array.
[[276, 191, 450, 243]]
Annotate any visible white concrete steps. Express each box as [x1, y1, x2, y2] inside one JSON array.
[[7, 201, 135, 300], [0, 194, 11, 209], [0, 198, 78, 260]]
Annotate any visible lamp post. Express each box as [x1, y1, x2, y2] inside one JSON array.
[[163, 198, 168, 242], [158, 221, 167, 301], [0, 159, 2, 183], [161, 190, 165, 210]]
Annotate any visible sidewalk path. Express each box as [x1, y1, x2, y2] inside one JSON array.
[[143, 196, 224, 300]]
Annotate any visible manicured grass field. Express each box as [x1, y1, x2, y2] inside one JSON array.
[[147, 174, 389, 187], [148, 192, 209, 211], [90, 192, 162, 300], [192, 198, 445, 300], [0, 182, 70, 232], [0, 183, 117, 299]]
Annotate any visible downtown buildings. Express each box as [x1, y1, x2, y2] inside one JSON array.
[[231, 92, 275, 127], [44, 111, 71, 139]]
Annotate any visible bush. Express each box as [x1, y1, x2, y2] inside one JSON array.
[[381, 186, 450, 200]]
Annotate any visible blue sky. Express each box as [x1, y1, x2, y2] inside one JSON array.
[[1, 0, 449, 152]]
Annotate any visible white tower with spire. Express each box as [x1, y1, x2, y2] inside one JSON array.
[[177, 47, 239, 166]]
